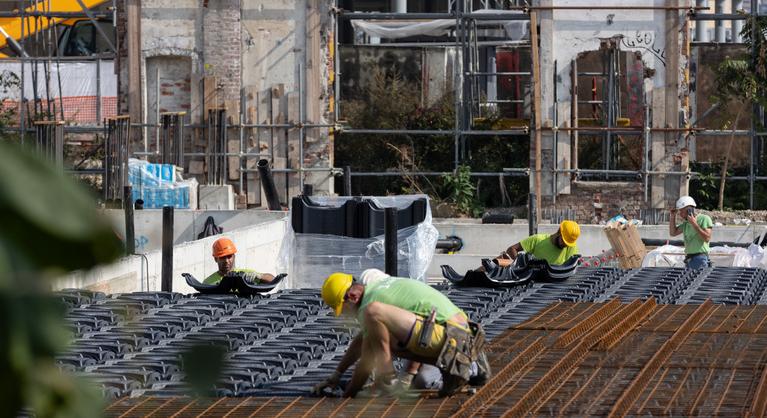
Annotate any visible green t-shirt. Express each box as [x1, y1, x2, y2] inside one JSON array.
[[520, 233, 579, 265], [203, 268, 258, 285], [357, 277, 463, 333], [679, 214, 713, 255]]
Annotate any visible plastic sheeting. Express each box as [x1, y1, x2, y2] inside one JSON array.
[[277, 195, 439, 289], [128, 158, 197, 209], [350, 10, 528, 41], [0, 60, 116, 99], [642, 244, 767, 268]]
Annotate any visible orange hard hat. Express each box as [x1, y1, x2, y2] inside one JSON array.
[[212, 237, 237, 258]]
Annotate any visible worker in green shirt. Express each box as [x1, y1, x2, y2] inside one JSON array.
[[203, 237, 275, 284], [312, 271, 490, 397], [669, 196, 713, 270], [496, 220, 580, 266]]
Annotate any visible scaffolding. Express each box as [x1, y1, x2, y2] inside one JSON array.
[[2, 0, 766, 212]]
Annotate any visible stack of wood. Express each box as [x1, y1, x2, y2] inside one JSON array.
[[603, 222, 647, 269]]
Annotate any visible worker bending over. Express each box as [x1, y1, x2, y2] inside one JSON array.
[[669, 196, 713, 269], [496, 220, 580, 266], [313, 271, 490, 397], [204, 237, 275, 284]]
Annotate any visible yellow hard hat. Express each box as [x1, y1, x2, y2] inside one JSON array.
[[560, 220, 580, 247], [321, 272, 353, 316]]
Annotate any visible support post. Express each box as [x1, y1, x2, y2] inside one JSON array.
[[343, 165, 352, 196], [528, 193, 537, 236], [385, 207, 398, 276], [530, 11, 542, 223], [257, 159, 282, 210], [124, 186, 135, 255], [161, 206, 173, 292]]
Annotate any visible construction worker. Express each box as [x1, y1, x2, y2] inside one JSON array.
[[204, 237, 275, 284], [669, 196, 713, 269], [312, 271, 490, 397], [496, 220, 581, 266]]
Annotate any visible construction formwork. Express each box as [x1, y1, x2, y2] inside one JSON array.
[[1, 1, 766, 210]]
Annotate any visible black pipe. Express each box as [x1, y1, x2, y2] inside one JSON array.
[[436, 235, 463, 252], [124, 186, 135, 255], [257, 159, 281, 210], [161, 206, 174, 292], [384, 207, 398, 276], [343, 165, 352, 196], [641, 238, 751, 249], [303, 184, 313, 196], [528, 193, 537, 236]]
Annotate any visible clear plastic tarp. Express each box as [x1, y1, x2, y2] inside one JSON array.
[[350, 10, 529, 41], [642, 244, 767, 268], [277, 195, 439, 289]]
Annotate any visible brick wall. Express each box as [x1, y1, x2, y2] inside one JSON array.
[[203, 0, 241, 103], [545, 181, 646, 223]]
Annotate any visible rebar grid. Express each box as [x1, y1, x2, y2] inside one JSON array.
[[105, 301, 767, 417]]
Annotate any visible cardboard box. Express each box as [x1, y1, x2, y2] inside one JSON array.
[[604, 222, 647, 269]]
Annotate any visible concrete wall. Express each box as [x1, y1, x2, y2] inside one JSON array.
[[537, 0, 686, 213], [117, 0, 335, 202], [427, 219, 767, 278], [55, 217, 288, 294], [104, 209, 287, 253]]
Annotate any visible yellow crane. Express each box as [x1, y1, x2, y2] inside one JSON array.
[[0, 0, 110, 57]]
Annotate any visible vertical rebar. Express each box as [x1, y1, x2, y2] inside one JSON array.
[[384, 207, 398, 276], [124, 185, 135, 255], [343, 165, 352, 196], [529, 192, 537, 235], [161, 206, 174, 292]]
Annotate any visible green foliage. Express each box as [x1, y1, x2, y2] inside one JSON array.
[[0, 140, 123, 417], [442, 165, 484, 217], [335, 67, 530, 213]]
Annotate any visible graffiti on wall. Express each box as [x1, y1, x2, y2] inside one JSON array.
[[620, 31, 666, 67]]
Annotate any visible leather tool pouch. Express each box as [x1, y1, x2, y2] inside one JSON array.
[[436, 323, 474, 382]]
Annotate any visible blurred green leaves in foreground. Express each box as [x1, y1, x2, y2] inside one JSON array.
[[0, 141, 123, 418]]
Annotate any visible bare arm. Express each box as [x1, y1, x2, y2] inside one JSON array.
[[669, 209, 682, 237], [257, 273, 275, 283], [336, 334, 363, 376], [499, 243, 523, 260], [344, 336, 373, 397], [687, 215, 712, 242]]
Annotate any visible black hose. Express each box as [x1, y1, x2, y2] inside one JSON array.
[[257, 159, 281, 210]]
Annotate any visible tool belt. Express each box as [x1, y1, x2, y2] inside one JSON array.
[[435, 320, 486, 382]]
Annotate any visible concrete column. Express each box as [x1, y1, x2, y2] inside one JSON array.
[[695, 0, 709, 42], [486, 48, 497, 106], [391, 0, 406, 13], [715, 0, 726, 42], [733, 0, 744, 42]]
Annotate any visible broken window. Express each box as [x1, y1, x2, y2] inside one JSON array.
[[572, 44, 645, 180]]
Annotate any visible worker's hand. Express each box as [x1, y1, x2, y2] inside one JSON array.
[[311, 371, 341, 395], [685, 213, 696, 223]]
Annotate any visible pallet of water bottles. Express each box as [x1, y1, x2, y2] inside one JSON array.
[[128, 158, 198, 209]]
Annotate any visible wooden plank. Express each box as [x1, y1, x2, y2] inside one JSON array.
[[305, 0, 321, 144], [530, 11, 542, 222], [203, 76, 218, 120], [243, 86, 260, 205], [127, 0, 141, 125], [287, 91, 301, 199]]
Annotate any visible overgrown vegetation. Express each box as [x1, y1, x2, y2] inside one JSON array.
[[711, 14, 767, 210], [335, 68, 529, 216]]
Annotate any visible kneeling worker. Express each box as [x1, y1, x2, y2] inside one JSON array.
[[204, 237, 275, 284], [496, 220, 580, 266], [313, 271, 490, 397]]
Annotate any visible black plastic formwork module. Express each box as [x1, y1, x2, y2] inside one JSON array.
[[54, 266, 767, 399], [290, 195, 427, 238]]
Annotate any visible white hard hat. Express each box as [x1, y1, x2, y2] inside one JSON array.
[[676, 196, 697, 210], [359, 268, 390, 285]]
